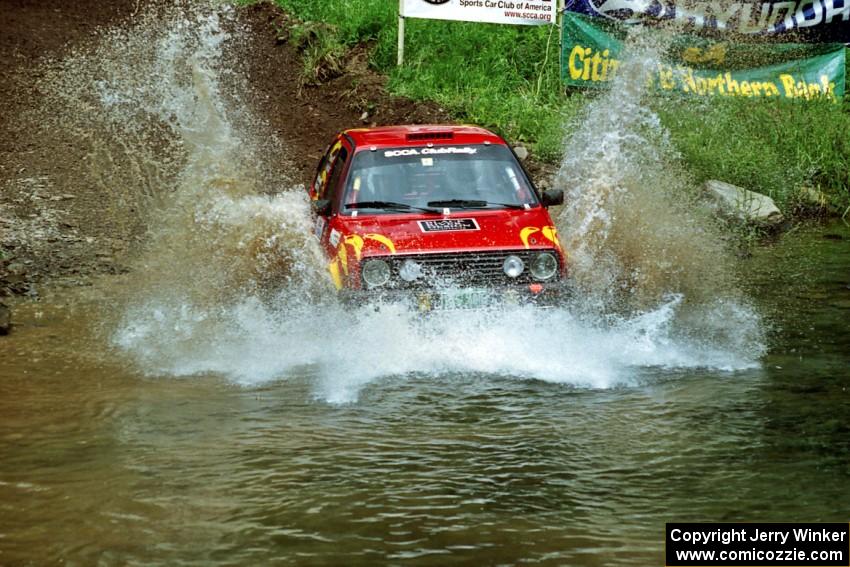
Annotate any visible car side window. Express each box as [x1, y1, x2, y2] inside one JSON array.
[[313, 141, 341, 200], [323, 146, 349, 206]]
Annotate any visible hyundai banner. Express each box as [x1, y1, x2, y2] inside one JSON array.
[[564, 0, 850, 42], [402, 0, 557, 25]]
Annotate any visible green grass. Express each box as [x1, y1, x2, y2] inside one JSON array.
[[271, 0, 850, 213], [274, 0, 580, 161], [657, 95, 850, 212]]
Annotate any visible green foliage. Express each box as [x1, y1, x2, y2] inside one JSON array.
[[287, 21, 347, 84], [274, 0, 395, 45], [272, 0, 850, 213], [657, 95, 850, 210], [273, 0, 574, 159]]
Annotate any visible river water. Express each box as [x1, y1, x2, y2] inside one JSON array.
[[1, 221, 848, 566], [1, 2, 849, 565]]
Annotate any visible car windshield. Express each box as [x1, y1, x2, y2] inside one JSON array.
[[341, 144, 537, 214]]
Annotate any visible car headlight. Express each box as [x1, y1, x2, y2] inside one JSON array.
[[362, 259, 391, 288], [503, 255, 525, 278], [530, 252, 558, 280]]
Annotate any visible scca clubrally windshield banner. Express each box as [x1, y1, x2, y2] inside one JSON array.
[[561, 3, 847, 99], [564, 0, 850, 41], [402, 0, 556, 25]]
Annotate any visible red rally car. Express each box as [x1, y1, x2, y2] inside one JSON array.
[[308, 125, 568, 311]]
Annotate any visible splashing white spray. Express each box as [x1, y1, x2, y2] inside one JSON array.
[[553, 28, 765, 358], [115, 295, 761, 404], [42, 4, 763, 403]]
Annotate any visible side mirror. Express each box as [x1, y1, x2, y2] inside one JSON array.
[[540, 190, 564, 208], [312, 199, 332, 216]]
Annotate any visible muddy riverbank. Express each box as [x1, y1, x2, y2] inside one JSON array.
[[1, 1, 510, 306]]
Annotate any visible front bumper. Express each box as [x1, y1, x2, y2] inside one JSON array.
[[338, 280, 569, 312]]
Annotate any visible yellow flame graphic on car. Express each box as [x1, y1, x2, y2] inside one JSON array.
[[335, 235, 366, 278], [343, 235, 364, 260], [337, 242, 349, 276], [520, 227, 540, 249], [364, 233, 396, 254], [541, 226, 562, 250], [521, 226, 562, 251], [328, 260, 342, 290], [328, 233, 395, 290]]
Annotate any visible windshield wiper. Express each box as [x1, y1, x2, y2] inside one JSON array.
[[427, 199, 527, 210], [344, 201, 439, 213]]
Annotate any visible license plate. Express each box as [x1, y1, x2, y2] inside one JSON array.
[[427, 288, 494, 311]]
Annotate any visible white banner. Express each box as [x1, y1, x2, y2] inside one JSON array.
[[402, 0, 556, 25]]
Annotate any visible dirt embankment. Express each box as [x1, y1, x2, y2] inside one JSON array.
[[0, 1, 553, 325], [0, 0, 140, 302]]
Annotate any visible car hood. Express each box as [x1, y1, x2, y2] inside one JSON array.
[[333, 208, 562, 256]]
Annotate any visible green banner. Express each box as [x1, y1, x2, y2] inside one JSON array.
[[561, 12, 847, 100]]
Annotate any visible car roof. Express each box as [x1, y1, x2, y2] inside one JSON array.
[[342, 124, 506, 149]]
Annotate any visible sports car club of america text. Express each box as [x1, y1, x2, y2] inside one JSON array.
[[458, 0, 554, 13]]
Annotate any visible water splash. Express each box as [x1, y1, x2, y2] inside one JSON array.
[[115, 295, 761, 404], [43, 3, 328, 304], [39, 3, 763, 403], [553, 27, 765, 357]]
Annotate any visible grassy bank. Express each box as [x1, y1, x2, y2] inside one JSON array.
[[272, 0, 850, 214]]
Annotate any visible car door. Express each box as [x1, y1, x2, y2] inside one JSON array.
[[310, 138, 353, 287], [310, 138, 343, 245]]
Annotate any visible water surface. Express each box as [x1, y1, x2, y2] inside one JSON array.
[[1, 221, 848, 566]]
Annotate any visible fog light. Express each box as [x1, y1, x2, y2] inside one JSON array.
[[399, 259, 423, 282], [362, 259, 391, 288], [503, 255, 524, 278]]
